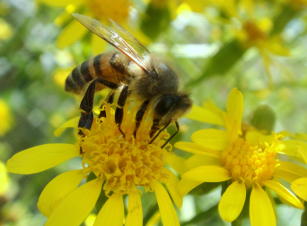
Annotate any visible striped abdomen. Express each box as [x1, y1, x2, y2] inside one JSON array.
[[65, 52, 129, 94]]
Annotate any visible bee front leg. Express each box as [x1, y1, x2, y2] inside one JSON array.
[[161, 121, 180, 149]]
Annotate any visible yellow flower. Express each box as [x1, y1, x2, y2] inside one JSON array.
[[176, 88, 307, 226], [0, 99, 13, 136], [235, 17, 290, 83], [6, 93, 181, 226], [236, 18, 290, 56], [39, 0, 131, 53]]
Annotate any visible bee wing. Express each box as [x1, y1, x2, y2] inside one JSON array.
[[72, 13, 151, 73]]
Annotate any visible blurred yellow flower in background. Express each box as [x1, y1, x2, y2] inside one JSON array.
[[39, 0, 131, 53], [6, 94, 181, 226], [0, 99, 13, 136], [176, 88, 307, 226], [180, 0, 254, 16], [235, 18, 290, 82], [0, 18, 12, 40]]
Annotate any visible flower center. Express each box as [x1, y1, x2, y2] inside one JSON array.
[[85, 0, 131, 23], [221, 135, 280, 186], [79, 98, 169, 195], [243, 21, 267, 43]]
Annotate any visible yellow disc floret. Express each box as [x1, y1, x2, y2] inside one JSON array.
[[79, 99, 169, 196], [221, 133, 281, 187]]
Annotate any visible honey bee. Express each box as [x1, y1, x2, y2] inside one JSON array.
[[66, 13, 192, 147]]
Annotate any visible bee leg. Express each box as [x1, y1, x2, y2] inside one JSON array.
[[79, 79, 118, 131], [149, 120, 171, 144], [161, 121, 180, 149], [98, 91, 115, 118], [133, 100, 150, 137], [115, 85, 129, 137]]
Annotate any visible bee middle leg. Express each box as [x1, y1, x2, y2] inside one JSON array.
[[79, 78, 119, 131], [115, 85, 129, 137], [133, 100, 150, 137]]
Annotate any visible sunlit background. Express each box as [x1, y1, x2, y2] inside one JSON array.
[[0, 0, 306, 225]]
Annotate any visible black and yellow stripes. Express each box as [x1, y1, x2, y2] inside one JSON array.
[[65, 52, 130, 94], [65, 53, 106, 94]]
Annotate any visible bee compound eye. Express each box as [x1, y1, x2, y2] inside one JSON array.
[[155, 95, 178, 116]]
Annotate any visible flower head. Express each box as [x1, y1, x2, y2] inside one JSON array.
[[176, 88, 307, 226], [6, 93, 181, 226]]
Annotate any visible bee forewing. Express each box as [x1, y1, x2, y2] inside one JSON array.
[[72, 13, 151, 73]]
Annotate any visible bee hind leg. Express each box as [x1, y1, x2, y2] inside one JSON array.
[[79, 78, 118, 132]]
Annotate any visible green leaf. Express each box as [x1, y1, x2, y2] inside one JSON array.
[[188, 40, 246, 86]]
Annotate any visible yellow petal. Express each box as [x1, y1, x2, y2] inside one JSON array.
[[202, 100, 224, 118], [291, 177, 307, 201], [91, 34, 107, 55], [7, 144, 79, 174], [164, 152, 186, 174], [178, 178, 205, 196], [164, 170, 182, 207], [126, 191, 142, 226], [191, 129, 228, 150], [38, 0, 81, 7], [283, 140, 307, 163], [250, 185, 276, 226], [54, 117, 79, 137], [46, 179, 102, 226], [186, 105, 223, 125], [38, 169, 84, 216], [179, 165, 230, 196], [264, 180, 303, 209], [57, 20, 87, 48], [226, 88, 243, 141], [175, 141, 220, 158], [218, 181, 246, 222], [94, 194, 124, 226], [277, 161, 307, 181], [185, 154, 220, 171], [182, 165, 230, 182], [153, 182, 180, 226]]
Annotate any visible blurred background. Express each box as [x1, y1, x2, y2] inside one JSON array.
[[0, 0, 306, 225]]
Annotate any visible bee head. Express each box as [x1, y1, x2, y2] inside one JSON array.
[[154, 93, 192, 123]]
